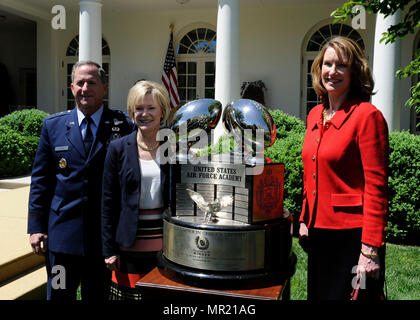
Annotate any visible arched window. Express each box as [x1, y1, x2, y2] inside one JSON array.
[[302, 23, 365, 117], [63, 35, 110, 109], [176, 26, 216, 104]]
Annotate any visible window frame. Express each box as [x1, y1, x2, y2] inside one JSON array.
[[301, 21, 366, 120], [175, 24, 216, 104]]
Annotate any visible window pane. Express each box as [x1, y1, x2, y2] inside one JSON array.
[[312, 31, 325, 46], [197, 28, 206, 39], [205, 62, 215, 74], [187, 75, 196, 87], [66, 47, 77, 56], [187, 62, 196, 74], [178, 62, 186, 74], [341, 24, 354, 37], [187, 30, 198, 43], [307, 40, 320, 51], [178, 28, 216, 55], [307, 74, 313, 85], [179, 88, 186, 100], [331, 23, 342, 36], [307, 60, 314, 73], [307, 88, 318, 102], [318, 25, 332, 39], [180, 37, 191, 48], [195, 40, 207, 52], [178, 75, 186, 87], [187, 89, 196, 100], [206, 30, 216, 41], [205, 75, 215, 87], [206, 41, 216, 53], [177, 44, 188, 54], [69, 38, 78, 50], [67, 63, 74, 74], [205, 89, 215, 99], [102, 45, 110, 56]]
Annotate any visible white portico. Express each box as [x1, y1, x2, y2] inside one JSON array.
[[0, 0, 416, 133]]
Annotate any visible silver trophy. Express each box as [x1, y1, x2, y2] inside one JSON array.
[[158, 99, 294, 289], [169, 99, 222, 162], [223, 99, 276, 165]]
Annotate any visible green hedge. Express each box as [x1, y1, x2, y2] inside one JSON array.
[[387, 130, 420, 244], [269, 109, 306, 139], [0, 109, 49, 178], [0, 109, 48, 137], [265, 110, 305, 222]]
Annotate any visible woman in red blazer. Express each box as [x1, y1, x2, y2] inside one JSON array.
[[299, 36, 389, 300]]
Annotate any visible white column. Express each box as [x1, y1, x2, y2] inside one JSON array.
[[78, 0, 102, 65], [371, 11, 402, 132], [214, 0, 240, 141]]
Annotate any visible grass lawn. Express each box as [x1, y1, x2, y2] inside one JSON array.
[[290, 237, 420, 300], [77, 239, 419, 300]]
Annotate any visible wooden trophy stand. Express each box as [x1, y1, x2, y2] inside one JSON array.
[[136, 267, 291, 302]]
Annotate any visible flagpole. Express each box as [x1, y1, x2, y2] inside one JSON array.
[[162, 23, 180, 111]]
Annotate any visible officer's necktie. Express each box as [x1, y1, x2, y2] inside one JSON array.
[[83, 116, 93, 156]]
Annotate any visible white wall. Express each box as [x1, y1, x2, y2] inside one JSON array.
[[103, 8, 217, 111], [33, 3, 414, 130]]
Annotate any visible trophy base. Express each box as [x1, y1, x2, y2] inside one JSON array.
[[158, 215, 296, 289], [157, 250, 297, 290]]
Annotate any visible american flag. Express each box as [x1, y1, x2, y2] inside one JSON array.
[[162, 32, 180, 109]]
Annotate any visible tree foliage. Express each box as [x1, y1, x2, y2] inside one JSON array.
[[332, 0, 420, 113]]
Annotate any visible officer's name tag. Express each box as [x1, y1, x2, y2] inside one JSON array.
[[55, 146, 69, 151]]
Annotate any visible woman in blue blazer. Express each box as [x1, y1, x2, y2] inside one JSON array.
[[101, 80, 171, 300]]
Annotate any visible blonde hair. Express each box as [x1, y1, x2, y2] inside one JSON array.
[[126, 80, 170, 123], [311, 36, 374, 107]]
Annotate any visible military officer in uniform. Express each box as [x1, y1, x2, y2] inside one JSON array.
[[27, 61, 134, 300]]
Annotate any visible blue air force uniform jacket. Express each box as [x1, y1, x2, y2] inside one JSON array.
[[27, 107, 134, 256]]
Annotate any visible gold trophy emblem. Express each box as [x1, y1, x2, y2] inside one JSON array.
[[58, 158, 67, 169]]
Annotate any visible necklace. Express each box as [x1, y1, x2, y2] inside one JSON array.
[[137, 132, 159, 151], [322, 108, 336, 123]]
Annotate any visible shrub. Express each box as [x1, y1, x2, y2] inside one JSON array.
[[0, 109, 48, 178], [265, 130, 305, 218], [269, 109, 306, 139], [387, 130, 420, 245], [0, 109, 48, 137], [266, 110, 305, 222], [0, 125, 39, 177]]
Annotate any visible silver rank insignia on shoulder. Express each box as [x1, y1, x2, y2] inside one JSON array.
[[58, 158, 67, 169], [113, 119, 123, 125]]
